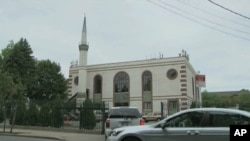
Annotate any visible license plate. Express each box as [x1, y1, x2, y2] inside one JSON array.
[[121, 121, 129, 126]]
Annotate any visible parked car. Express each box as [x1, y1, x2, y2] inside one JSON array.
[[105, 107, 144, 139], [107, 108, 250, 141], [142, 112, 162, 122]]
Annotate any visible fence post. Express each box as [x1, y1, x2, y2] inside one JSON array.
[[101, 101, 105, 134], [160, 102, 163, 119], [79, 104, 82, 130]]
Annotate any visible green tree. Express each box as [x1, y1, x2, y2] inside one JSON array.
[[1, 42, 18, 132], [234, 90, 250, 111], [2, 38, 35, 132], [30, 60, 67, 100], [81, 99, 96, 130]]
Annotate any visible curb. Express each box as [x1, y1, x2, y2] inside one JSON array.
[[0, 132, 65, 140]]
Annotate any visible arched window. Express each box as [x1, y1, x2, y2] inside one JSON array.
[[114, 72, 129, 93], [94, 75, 102, 93], [113, 72, 130, 107], [142, 71, 152, 113], [142, 71, 152, 91], [93, 75, 102, 103]]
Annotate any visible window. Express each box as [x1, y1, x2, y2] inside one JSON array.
[[74, 76, 79, 85], [168, 100, 179, 115], [206, 111, 250, 127], [166, 111, 204, 127], [113, 72, 130, 107], [108, 108, 141, 118], [167, 69, 178, 80], [144, 102, 152, 110], [142, 71, 152, 113], [142, 71, 152, 91], [114, 72, 129, 93], [94, 75, 102, 93]]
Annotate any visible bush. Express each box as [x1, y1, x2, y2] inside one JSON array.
[[51, 99, 64, 128], [80, 99, 96, 130], [27, 102, 39, 126], [39, 103, 51, 127]]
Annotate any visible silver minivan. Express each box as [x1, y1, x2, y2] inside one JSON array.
[[105, 107, 144, 139]]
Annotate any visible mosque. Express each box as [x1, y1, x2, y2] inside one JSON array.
[[67, 16, 202, 115]]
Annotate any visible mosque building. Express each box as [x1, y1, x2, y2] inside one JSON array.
[[67, 16, 201, 115]]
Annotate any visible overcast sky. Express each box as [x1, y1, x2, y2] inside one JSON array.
[[1, 0, 249, 92]]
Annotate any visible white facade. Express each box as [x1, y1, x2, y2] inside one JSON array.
[[67, 17, 200, 115], [68, 56, 199, 114]]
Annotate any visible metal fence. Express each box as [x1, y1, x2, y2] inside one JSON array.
[[0, 99, 109, 134]]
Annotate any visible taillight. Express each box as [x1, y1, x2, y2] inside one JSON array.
[[140, 119, 144, 125], [106, 119, 110, 128]]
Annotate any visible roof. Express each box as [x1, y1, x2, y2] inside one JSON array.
[[173, 108, 250, 117]]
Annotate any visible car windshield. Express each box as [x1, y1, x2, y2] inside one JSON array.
[[109, 108, 141, 118]]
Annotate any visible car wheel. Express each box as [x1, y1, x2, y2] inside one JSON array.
[[123, 137, 141, 141]]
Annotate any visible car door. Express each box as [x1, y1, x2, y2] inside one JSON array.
[[144, 111, 205, 141], [198, 111, 245, 141]]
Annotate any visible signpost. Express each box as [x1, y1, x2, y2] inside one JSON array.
[[195, 74, 206, 107]]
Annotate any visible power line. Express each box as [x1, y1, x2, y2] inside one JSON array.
[[176, 0, 250, 29], [146, 0, 250, 41], [208, 0, 250, 20], [159, 0, 250, 35]]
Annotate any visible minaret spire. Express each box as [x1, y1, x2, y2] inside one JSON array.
[[81, 15, 87, 45], [79, 15, 89, 66]]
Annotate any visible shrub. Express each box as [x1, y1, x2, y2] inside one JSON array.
[[51, 99, 64, 128], [81, 99, 96, 130], [39, 103, 51, 127]]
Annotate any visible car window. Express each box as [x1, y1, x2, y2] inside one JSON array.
[[165, 111, 204, 127], [108, 108, 141, 118], [207, 111, 250, 127]]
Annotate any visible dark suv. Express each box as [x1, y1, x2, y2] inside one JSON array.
[[105, 107, 144, 139]]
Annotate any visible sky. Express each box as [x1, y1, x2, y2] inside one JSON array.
[[0, 0, 249, 92]]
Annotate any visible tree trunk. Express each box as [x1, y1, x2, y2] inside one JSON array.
[[3, 107, 6, 133], [10, 104, 17, 133]]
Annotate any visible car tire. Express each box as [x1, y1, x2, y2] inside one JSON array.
[[122, 137, 141, 141]]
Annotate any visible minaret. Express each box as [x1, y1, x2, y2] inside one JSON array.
[[78, 15, 89, 100], [79, 15, 88, 66]]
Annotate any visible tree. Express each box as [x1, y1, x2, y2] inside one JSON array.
[[0, 71, 15, 132], [80, 99, 96, 130], [1, 38, 35, 133], [0, 43, 17, 132], [29, 59, 67, 100]]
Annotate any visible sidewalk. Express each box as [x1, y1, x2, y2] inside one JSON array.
[[0, 128, 105, 141]]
